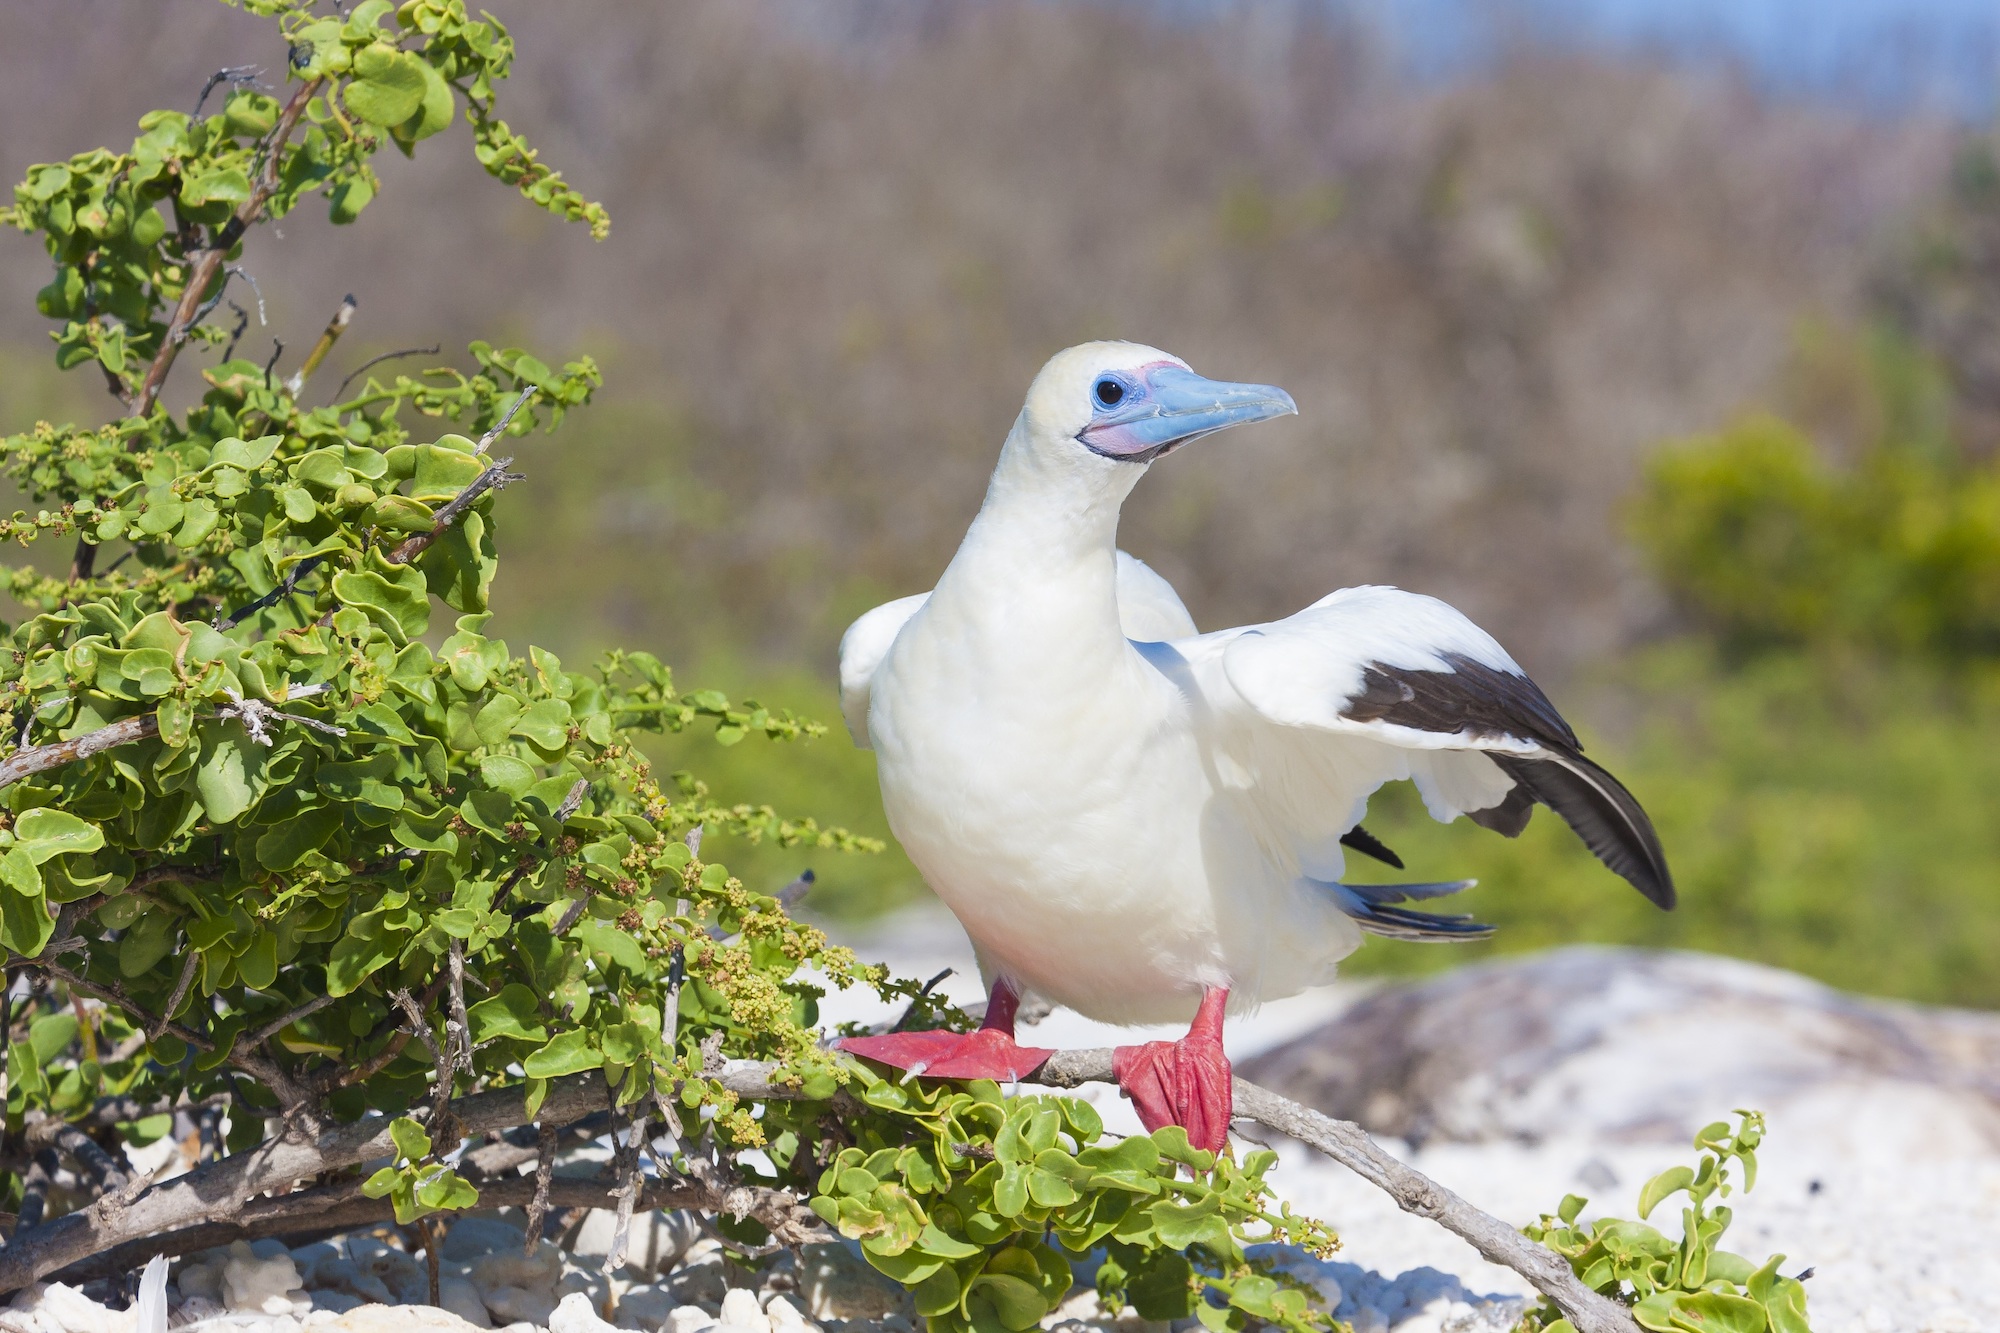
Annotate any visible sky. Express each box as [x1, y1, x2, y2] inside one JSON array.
[[1340, 0, 2000, 115]]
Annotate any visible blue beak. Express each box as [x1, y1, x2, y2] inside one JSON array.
[[1079, 365, 1297, 463]]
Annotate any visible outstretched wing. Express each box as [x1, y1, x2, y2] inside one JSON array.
[[839, 551, 1200, 748], [1184, 584, 1673, 909]]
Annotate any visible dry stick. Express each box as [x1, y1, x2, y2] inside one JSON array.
[[602, 1109, 647, 1279], [0, 715, 159, 791], [244, 992, 336, 1049], [50, 1170, 828, 1284], [471, 386, 537, 456], [153, 954, 200, 1040], [0, 1072, 620, 1288], [332, 344, 442, 400], [386, 454, 525, 565], [524, 1120, 559, 1257], [283, 294, 356, 397]]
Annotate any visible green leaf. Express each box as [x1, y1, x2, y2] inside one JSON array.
[[970, 1274, 1047, 1332], [255, 804, 341, 870], [13, 809, 105, 864], [326, 929, 400, 997], [196, 731, 261, 825], [1639, 1166, 1695, 1220], [344, 45, 429, 126], [28, 1012, 78, 1063], [389, 1115, 432, 1162], [0, 849, 52, 957], [479, 754, 536, 798], [522, 1029, 602, 1078], [333, 566, 430, 640], [1124, 1250, 1195, 1321], [468, 984, 548, 1044]]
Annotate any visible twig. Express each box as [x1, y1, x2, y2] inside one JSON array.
[[51, 1126, 128, 1195], [131, 77, 323, 420], [385, 456, 524, 565], [524, 1121, 558, 1256], [491, 777, 589, 916], [445, 941, 472, 1081], [392, 989, 458, 1144], [473, 386, 537, 455], [220, 301, 252, 362], [153, 953, 200, 1039], [778, 869, 815, 909], [0, 715, 158, 790], [284, 294, 356, 397], [334, 344, 441, 400], [261, 339, 284, 389], [191, 66, 263, 119], [890, 967, 955, 1032], [245, 993, 336, 1049], [217, 555, 324, 629], [602, 1110, 646, 1278]]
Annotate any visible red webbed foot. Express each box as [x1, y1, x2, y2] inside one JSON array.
[[839, 1027, 1055, 1082], [838, 977, 1054, 1083], [1112, 987, 1233, 1152]]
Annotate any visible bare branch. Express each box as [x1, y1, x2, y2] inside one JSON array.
[[218, 554, 323, 629], [244, 992, 336, 1049], [0, 715, 159, 791], [131, 77, 323, 420], [386, 456, 525, 566], [0, 1071, 618, 1289], [284, 294, 357, 397], [473, 386, 537, 455], [153, 954, 199, 1040], [333, 344, 442, 400], [49, 1170, 828, 1285], [524, 1120, 558, 1256]]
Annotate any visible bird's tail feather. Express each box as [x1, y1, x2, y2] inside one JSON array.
[[1318, 878, 1494, 941]]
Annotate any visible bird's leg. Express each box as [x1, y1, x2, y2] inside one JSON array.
[[1112, 986, 1232, 1152], [838, 977, 1057, 1082]]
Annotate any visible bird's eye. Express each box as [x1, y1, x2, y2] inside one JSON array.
[[1095, 378, 1125, 407]]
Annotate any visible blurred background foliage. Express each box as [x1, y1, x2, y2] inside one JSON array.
[[5, 1, 2000, 1004]]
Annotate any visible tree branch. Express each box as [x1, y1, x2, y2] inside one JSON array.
[[0, 1050, 1640, 1332], [47, 1169, 827, 1285], [130, 78, 323, 420], [0, 716, 159, 791], [386, 455, 524, 565], [0, 1073, 611, 1289]]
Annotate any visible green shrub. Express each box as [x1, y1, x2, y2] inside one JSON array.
[[0, 9, 1354, 1326], [1630, 340, 2000, 657]]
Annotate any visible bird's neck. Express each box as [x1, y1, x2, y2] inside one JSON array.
[[933, 421, 1138, 651]]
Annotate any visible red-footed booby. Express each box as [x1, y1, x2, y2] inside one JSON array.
[[837, 342, 1672, 1150]]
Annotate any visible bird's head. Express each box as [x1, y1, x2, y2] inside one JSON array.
[[1018, 341, 1297, 472]]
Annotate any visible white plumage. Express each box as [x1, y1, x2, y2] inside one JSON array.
[[840, 342, 1670, 1036]]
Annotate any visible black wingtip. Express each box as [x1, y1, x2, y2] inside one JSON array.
[[1340, 824, 1405, 870], [1492, 752, 1675, 910]]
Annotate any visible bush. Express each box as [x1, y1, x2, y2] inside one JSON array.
[[1630, 335, 2000, 658], [0, 8, 1349, 1328]]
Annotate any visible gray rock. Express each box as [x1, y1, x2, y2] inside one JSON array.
[[793, 1246, 909, 1323], [1240, 945, 2000, 1153], [441, 1220, 529, 1264]]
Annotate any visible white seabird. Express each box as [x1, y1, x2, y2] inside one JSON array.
[[838, 342, 1672, 1148]]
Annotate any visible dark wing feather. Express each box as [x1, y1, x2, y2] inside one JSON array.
[[1339, 824, 1405, 869], [1489, 752, 1675, 908], [1323, 878, 1492, 941], [1341, 652, 1674, 909]]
